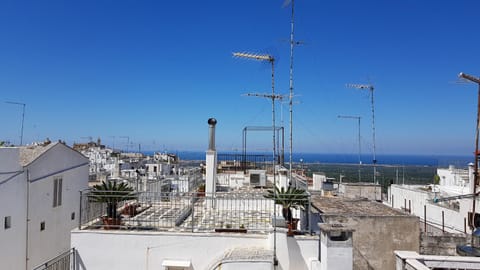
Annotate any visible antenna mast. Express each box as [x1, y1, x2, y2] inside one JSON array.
[[346, 83, 377, 184], [233, 51, 278, 265], [458, 72, 480, 234]]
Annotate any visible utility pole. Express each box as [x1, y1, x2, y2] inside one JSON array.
[[233, 51, 278, 266], [338, 115, 362, 182], [6, 101, 26, 145], [458, 72, 480, 233], [346, 83, 377, 184]]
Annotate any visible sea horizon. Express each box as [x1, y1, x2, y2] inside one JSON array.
[[143, 150, 472, 167]]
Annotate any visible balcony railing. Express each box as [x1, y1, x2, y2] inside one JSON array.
[[33, 248, 76, 270], [79, 190, 284, 233]]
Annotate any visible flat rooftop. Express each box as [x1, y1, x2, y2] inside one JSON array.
[[311, 195, 409, 216]]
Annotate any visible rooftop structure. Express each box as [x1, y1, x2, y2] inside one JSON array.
[[73, 170, 322, 270], [388, 164, 477, 235], [311, 195, 419, 270], [0, 142, 88, 270], [395, 250, 480, 270]]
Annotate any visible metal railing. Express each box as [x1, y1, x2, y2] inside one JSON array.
[[217, 153, 278, 172], [79, 189, 312, 234], [79, 190, 279, 233], [33, 248, 76, 270]]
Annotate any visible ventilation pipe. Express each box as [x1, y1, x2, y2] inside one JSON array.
[[205, 118, 217, 206]]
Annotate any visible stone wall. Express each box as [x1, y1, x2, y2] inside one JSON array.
[[420, 232, 469, 255], [323, 215, 419, 270]]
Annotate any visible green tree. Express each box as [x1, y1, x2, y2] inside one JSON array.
[[264, 186, 308, 222]]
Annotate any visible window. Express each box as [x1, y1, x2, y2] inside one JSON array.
[[53, 177, 63, 207], [40, 221, 45, 231], [4, 216, 11, 229], [71, 212, 75, 220]]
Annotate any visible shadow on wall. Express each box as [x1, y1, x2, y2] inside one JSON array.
[[287, 237, 308, 270], [75, 251, 87, 270]]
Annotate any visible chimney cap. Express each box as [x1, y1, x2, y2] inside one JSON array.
[[208, 118, 217, 126]]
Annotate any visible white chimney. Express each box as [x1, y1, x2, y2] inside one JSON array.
[[469, 163, 475, 194], [206, 118, 217, 204], [320, 223, 354, 270]]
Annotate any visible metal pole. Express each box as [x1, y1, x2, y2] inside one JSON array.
[[370, 87, 377, 184], [458, 72, 480, 241], [288, 0, 295, 189], [346, 84, 376, 183], [358, 117, 362, 182], [338, 115, 362, 181], [5, 101, 26, 145], [271, 59, 278, 266], [20, 103, 25, 145], [78, 191, 83, 230], [232, 52, 278, 265], [442, 211, 445, 233], [473, 81, 480, 233], [424, 205, 427, 232]]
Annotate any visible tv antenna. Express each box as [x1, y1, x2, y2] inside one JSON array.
[[282, 0, 304, 188], [458, 72, 480, 234], [233, 51, 279, 266], [346, 83, 377, 184]]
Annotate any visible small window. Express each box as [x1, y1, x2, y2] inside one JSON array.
[[53, 177, 63, 207], [40, 221, 45, 231], [71, 212, 75, 220], [4, 216, 11, 229]]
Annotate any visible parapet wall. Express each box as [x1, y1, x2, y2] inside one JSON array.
[[420, 232, 469, 256]]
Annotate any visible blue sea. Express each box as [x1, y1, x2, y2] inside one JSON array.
[[145, 151, 472, 167]]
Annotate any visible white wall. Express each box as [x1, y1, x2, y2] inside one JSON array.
[[72, 229, 320, 270], [0, 148, 27, 270], [312, 174, 326, 191], [72, 230, 268, 270], [437, 166, 469, 188], [389, 185, 474, 234], [26, 144, 89, 269]]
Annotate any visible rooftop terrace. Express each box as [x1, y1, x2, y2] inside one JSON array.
[[79, 187, 280, 233]]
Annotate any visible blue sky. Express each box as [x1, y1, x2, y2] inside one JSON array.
[[1, 0, 479, 156]]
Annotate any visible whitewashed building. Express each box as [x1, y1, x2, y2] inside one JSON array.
[[388, 164, 478, 234], [0, 142, 89, 270], [72, 171, 324, 270]]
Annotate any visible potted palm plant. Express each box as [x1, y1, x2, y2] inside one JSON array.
[[89, 181, 136, 229], [264, 186, 308, 236]]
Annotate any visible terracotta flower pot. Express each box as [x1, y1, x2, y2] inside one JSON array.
[[101, 216, 121, 230]]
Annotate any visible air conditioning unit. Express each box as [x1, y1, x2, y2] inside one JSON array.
[[249, 170, 266, 187]]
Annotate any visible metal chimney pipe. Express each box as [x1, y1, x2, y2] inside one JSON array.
[[208, 118, 217, 151]]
